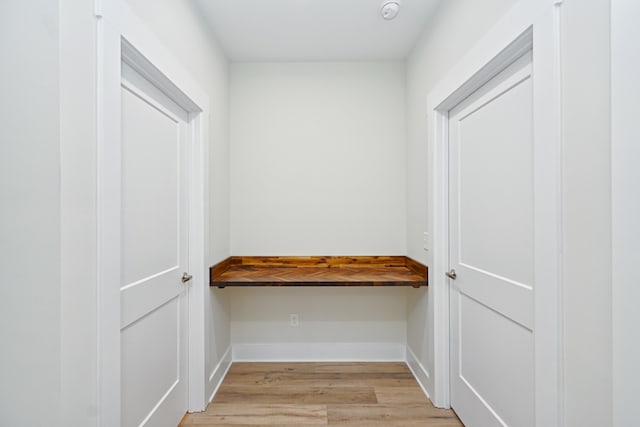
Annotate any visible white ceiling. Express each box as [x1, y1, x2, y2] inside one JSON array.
[[193, 0, 442, 62]]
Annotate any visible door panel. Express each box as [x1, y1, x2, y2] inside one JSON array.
[[121, 84, 179, 287], [121, 297, 181, 427], [450, 52, 534, 427], [120, 62, 189, 427], [458, 74, 533, 287], [458, 294, 534, 427]]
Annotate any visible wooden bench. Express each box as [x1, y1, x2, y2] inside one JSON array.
[[210, 256, 428, 288]]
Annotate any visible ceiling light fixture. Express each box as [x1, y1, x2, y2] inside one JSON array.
[[380, 0, 401, 20]]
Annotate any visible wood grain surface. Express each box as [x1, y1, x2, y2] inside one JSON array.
[[210, 256, 428, 288], [180, 362, 462, 426]]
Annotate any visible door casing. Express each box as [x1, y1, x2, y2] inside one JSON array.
[[97, 1, 210, 425], [427, 1, 563, 426]]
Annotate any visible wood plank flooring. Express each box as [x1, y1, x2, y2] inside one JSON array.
[[181, 362, 462, 426]]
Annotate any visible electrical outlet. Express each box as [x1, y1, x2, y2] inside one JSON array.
[[423, 232, 430, 252], [289, 313, 299, 327]]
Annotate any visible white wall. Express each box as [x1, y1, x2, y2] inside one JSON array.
[[0, 1, 62, 425], [228, 62, 408, 356], [60, 0, 98, 425], [230, 62, 407, 255], [405, 0, 518, 394], [230, 287, 408, 359], [612, 0, 640, 425], [3, 0, 614, 422], [125, 0, 231, 400], [406, 0, 613, 425], [561, 1, 612, 425]]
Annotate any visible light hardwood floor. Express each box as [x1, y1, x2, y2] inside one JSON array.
[[181, 362, 463, 426]]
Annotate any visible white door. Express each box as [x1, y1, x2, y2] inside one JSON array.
[[120, 62, 190, 427], [449, 51, 534, 427]]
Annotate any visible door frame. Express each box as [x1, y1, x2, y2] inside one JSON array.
[[427, 1, 563, 426], [96, 1, 211, 425]]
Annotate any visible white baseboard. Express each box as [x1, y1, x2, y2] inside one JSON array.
[[232, 342, 406, 362], [207, 346, 232, 403], [405, 345, 432, 400]]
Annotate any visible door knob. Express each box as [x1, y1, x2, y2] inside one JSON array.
[[181, 272, 193, 283], [446, 269, 457, 280]]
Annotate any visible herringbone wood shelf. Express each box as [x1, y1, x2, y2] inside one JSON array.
[[209, 256, 428, 288]]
